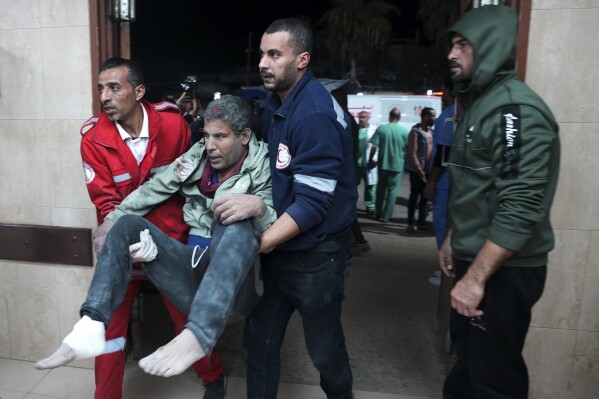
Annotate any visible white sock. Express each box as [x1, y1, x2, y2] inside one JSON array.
[[62, 315, 106, 359]]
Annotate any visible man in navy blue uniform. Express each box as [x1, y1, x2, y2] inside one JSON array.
[[213, 18, 357, 399]]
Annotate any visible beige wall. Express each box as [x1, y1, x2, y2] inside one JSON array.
[[524, 1, 599, 398], [0, 0, 598, 395], [0, 0, 95, 367]]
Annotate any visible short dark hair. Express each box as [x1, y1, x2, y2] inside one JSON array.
[[204, 95, 252, 135], [421, 107, 435, 118], [100, 57, 145, 87], [265, 18, 313, 54], [389, 107, 401, 121]]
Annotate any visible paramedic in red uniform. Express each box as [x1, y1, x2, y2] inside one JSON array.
[[79, 58, 225, 399]]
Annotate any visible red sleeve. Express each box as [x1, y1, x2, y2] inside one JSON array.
[[180, 116, 191, 153], [80, 138, 124, 224]]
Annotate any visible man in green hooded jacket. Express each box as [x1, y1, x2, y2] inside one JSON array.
[[438, 6, 560, 398]]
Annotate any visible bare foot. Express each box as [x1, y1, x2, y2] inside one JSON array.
[[34, 342, 76, 369], [138, 328, 206, 377], [34, 315, 105, 370]]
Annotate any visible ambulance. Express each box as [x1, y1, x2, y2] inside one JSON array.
[[348, 94, 442, 130]]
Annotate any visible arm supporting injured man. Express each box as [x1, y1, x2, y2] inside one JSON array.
[[35, 94, 275, 377]]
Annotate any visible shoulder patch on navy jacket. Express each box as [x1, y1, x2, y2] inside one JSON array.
[[500, 105, 521, 180], [80, 116, 99, 135], [153, 101, 181, 114]]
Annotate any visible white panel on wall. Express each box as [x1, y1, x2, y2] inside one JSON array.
[[0, 120, 50, 206], [525, 326, 577, 399], [526, 8, 599, 123], [0, 0, 41, 30], [45, 119, 96, 211], [40, 0, 90, 28], [0, 30, 45, 119], [549, 123, 599, 231], [531, 229, 588, 329], [570, 330, 599, 398], [533, 0, 599, 10], [577, 231, 599, 331], [41, 26, 93, 120]]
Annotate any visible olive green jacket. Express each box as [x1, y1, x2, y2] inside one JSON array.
[[107, 134, 276, 237], [447, 6, 560, 266]]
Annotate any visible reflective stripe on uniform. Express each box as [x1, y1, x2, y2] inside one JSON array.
[[80, 117, 99, 135], [153, 102, 177, 111], [113, 173, 131, 183], [83, 116, 99, 125], [294, 174, 337, 194], [331, 96, 348, 129], [150, 166, 167, 175], [102, 337, 126, 355]]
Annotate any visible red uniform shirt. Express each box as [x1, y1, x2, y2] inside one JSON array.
[[80, 100, 190, 243]]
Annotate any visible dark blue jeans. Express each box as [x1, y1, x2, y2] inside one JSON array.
[[244, 232, 353, 399], [81, 215, 261, 354]]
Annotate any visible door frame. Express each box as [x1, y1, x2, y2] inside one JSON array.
[[460, 0, 531, 81], [88, 0, 131, 114]]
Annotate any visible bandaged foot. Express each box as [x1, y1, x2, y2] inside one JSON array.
[[34, 315, 106, 369], [138, 328, 206, 377]]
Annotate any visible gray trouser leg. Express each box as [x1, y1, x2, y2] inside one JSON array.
[[80, 215, 195, 324], [184, 218, 262, 353], [81, 215, 262, 355]]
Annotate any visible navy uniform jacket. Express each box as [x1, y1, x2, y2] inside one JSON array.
[[262, 69, 357, 251]]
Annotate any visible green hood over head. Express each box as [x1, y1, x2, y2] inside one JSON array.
[[448, 5, 518, 99]]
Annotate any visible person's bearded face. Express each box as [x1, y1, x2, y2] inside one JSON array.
[[448, 35, 473, 83]]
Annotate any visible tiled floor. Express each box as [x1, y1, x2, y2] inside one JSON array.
[[0, 358, 438, 399]]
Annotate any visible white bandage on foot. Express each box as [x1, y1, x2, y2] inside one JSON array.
[[62, 315, 106, 359]]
